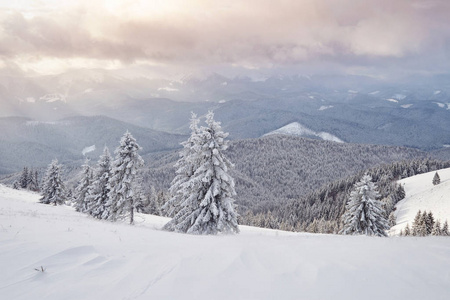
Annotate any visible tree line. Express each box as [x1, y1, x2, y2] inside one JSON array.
[[37, 112, 239, 235]]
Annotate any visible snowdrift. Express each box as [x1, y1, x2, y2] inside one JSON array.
[[1, 185, 450, 300]]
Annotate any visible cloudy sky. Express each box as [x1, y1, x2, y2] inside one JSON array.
[[0, 0, 449, 78]]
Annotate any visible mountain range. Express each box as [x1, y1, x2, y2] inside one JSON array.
[[1, 70, 450, 150]]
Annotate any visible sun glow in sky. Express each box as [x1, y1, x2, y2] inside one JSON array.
[[0, 0, 449, 77]]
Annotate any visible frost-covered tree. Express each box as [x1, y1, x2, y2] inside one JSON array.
[[28, 170, 40, 192], [340, 174, 389, 236], [105, 132, 144, 224], [432, 172, 440, 185], [425, 211, 435, 235], [164, 111, 239, 235], [442, 220, 449, 236], [412, 210, 422, 236], [74, 159, 93, 213], [86, 147, 112, 219], [40, 159, 66, 205], [388, 212, 396, 228], [162, 113, 201, 217], [12, 181, 19, 189], [432, 220, 442, 236], [404, 223, 411, 236], [19, 167, 29, 189]]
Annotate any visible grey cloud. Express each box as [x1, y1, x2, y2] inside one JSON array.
[[0, 0, 449, 72]]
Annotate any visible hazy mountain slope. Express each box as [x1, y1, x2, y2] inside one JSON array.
[[1, 185, 450, 300], [2, 71, 450, 150], [0, 116, 185, 174]]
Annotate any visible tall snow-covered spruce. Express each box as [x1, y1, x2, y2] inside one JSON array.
[[74, 159, 93, 213], [105, 132, 144, 224], [164, 111, 239, 235], [40, 159, 66, 206], [340, 174, 389, 236], [162, 113, 201, 217], [86, 147, 112, 219]]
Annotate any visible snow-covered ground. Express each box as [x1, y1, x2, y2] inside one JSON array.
[[1, 185, 450, 300], [392, 168, 450, 235], [265, 122, 344, 143]]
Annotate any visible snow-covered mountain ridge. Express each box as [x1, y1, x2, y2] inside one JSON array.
[[1, 185, 450, 300], [392, 168, 450, 235], [264, 122, 344, 143]]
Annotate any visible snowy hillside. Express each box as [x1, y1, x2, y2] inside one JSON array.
[[391, 168, 450, 235], [1, 185, 450, 300], [264, 122, 344, 143]]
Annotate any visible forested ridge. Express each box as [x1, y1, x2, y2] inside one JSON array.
[[141, 135, 427, 213], [242, 158, 450, 233]]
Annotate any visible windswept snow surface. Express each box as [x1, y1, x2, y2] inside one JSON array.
[[392, 168, 450, 236], [1, 185, 450, 300]]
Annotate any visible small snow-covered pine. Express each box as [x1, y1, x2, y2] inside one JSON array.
[[442, 220, 449, 236], [432, 172, 440, 185], [162, 113, 201, 218], [19, 167, 29, 189], [86, 147, 112, 219], [40, 159, 66, 205], [164, 111, 239, 235], [104, 131, 144, 224], [340, 174, 389, 237], [388, 211, 396, 228], [432, 220, 442, 236], [28, 170, 40, 192], [425, 211, 435, 235], [404, 223, 411, 236], [74, 159, 93, 213]]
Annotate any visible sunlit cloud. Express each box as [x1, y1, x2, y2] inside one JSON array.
[[0, 0, 449, 75]]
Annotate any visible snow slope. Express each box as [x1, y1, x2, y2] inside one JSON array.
[[1, 185, 450, 300], [392, 168, 450, 235], [265, 122, 344, 143]]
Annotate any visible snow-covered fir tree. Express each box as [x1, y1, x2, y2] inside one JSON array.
[[388, 212, 396, 228], [164, 111, 239, 235], [85, 147, 112, 219], [432, 172, 440, 185], [162, 113, 201, 217], [412, 210, 422, 236], [12, 180, 20, 189], [442, 220, 449, 236], [19, 167, 29, 189], [28, 170, 40, 192], [40, 159, 66, 205], [340, 174, 389, 236], [432, 220, 442, 236], [74, 159, 93, 213], [425, 211, 435, 235], [404, 223, 411, 236], [104, 132, 144, 224]]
